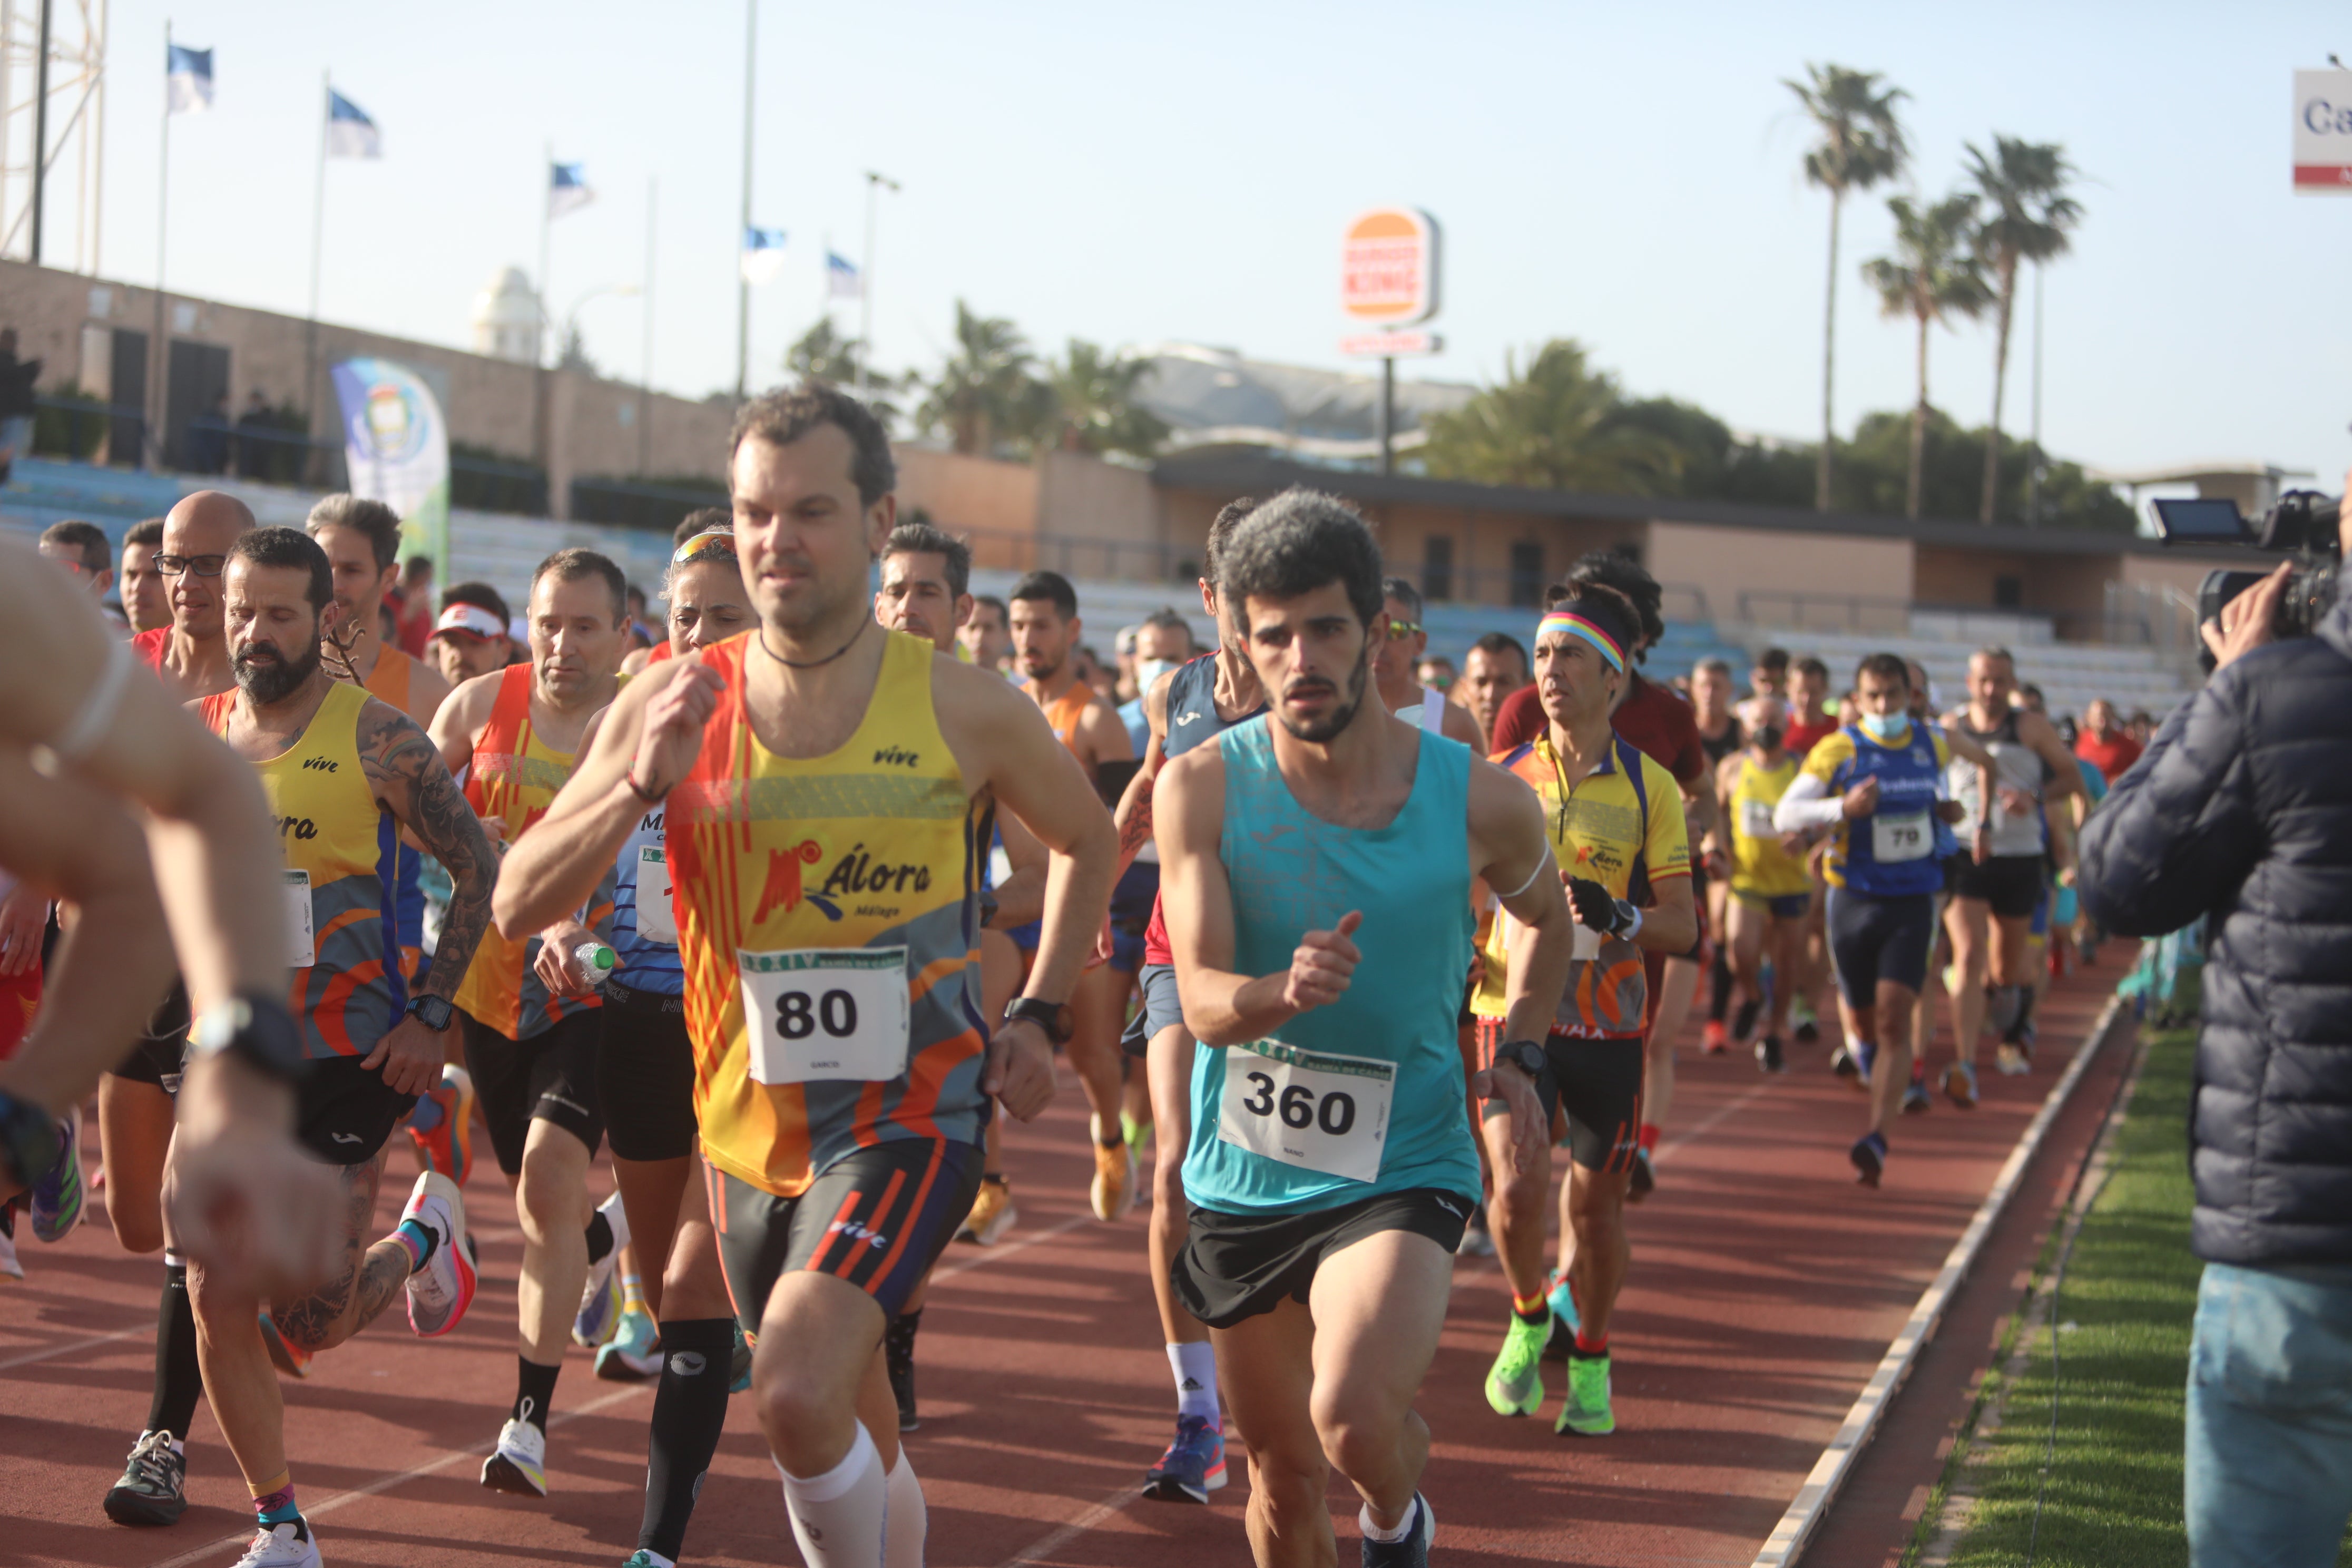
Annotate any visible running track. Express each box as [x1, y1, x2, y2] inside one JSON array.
[[0, 958, 2131, 1567]]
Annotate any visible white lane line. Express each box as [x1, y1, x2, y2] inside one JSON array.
[[928, 1210, 1095, 1287], [1659, 1083, 1772, 1161], [0, 1323, 142, 1374], [145, 1382, 652, 1568], [993, 1483, 1148, 1568], [1745, 991, 2126, 1568]]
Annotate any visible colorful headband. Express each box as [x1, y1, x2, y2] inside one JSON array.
[[1536, 611, 1624, 671]]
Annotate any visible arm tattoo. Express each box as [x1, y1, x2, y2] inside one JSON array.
[[1117, 787, 1155, 860], [359, 703, 498, 1000]]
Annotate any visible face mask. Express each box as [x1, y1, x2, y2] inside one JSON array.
[[1860, 711, 1909, 742], [1752, 724, 1784, 754], [1133, 658, 1179, 693]]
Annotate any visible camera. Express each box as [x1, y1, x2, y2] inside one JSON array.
[[2150, 491, 2342, 664]]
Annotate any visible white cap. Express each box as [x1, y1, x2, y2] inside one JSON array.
[[430, 603, 506, 642]]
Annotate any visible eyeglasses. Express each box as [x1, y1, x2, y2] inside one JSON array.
[[1385, 620, 1422, 640], [672, 530, 738, 565], [154, 554, 227, 577]]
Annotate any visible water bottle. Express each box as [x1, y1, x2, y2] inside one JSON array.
[[572, 942, 616, 988]]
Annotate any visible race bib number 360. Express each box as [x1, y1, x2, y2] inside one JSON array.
[[1217, 1040, 1394, 1184], [738, 946, 909, 1085]]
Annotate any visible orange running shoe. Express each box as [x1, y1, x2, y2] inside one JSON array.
[[407, 1065, 476, 1187], [1701, 1020, 1729, 1055]]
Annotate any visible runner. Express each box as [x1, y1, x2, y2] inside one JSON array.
[[1717, 697, 1810, 1073], [1154, 489, 1571, 1568], [957, 592, 1013, 675], [426, 586, 516, 687], [133, 490, 253, 699], [1749, 646, 1790, 700], [1007, 569, 1140, 1220], [1105, 498, 1268, 1503], [495, 383, 1117, 1568], [427, 547, 630, 1496], [1939, 647, 2081, 1096], [1690, 658, 1742, 1056], [1471, 585, 1694, 1439], [1118, 608, 1194, 755], [1773, 654, 1993, 1184], [1783, 656, 1838, 758], [37, 519, 121, 628], [1370, 577, 1482, 749], [173, 527, 494, 1568], [1780, 654, 1840, 1049], [1458, 631, 1529, 750], [120, 518, 171, 636]]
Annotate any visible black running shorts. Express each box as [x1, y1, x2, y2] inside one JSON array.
[[462, 1007, 604, 1175], [108, 984, 190, 1094], [295, 1056, 419, 1166], [1171, 1187, 1473, 1331], [711, 1136, 984, 1331], [596, 979, 697, 1163], [1825, 887, 1937, 1008], [1946, 853, 2045, 921], [1474, 1019, 1644, 1173]]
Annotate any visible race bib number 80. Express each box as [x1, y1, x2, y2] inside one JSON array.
[[1217, 1040, 1394, 1184], [739, 946, 909, 1085]]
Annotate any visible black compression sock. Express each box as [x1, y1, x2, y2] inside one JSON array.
[[1708, 947, 1734, 1023], [639, 1318, 734, 1563], [146, 1260, 205, 1442], [584, 1210, 615, 1267], [514, 1356, 562, 1435], [885, 1307, 922, 1368]]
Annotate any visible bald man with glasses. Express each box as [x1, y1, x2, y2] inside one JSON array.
[[132, 491, 254, 700]]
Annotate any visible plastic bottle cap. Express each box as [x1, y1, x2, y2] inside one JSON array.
[[589, 946, 615, 972]]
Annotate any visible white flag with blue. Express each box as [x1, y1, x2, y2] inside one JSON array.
[[166, 43, 213, 114], [548, 161, 594, 220], [741, 226, 788, 285], [327, 90, 380, 159], [827, 250, 861, 299]]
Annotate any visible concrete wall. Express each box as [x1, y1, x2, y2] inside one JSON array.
[[1649, 520, 1915, 626], [894, 447, 1040, 569], [1913, 543, 2118, 635]]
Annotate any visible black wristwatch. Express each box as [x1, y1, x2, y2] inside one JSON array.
[[187, 992, 309, 1086], [0, 1089, 62, 1192], [1492, 1037, 1548, 1084], [406, 994, 456, 1032], [1002, 996, 1074, 1045]]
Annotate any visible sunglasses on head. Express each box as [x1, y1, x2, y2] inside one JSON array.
[[672, 530, 738, 565]]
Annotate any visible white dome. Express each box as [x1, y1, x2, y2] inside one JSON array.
[[471, 267, 543, 364]]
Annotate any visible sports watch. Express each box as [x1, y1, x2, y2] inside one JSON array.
[[1002, 996, 1074, 1045], [406, 994, 456, 1033], [1492, 1038, 1549, 1084], [187, 992, 309, 1086]]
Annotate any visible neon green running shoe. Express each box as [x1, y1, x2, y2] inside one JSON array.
[[1555, 1353, 1615, 1436], [1484, 1314, 1548, 1417]]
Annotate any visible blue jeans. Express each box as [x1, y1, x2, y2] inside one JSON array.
[[2186, 1260, 2352, 1567]]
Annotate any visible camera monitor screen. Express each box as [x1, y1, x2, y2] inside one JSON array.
[[2151, 498, 2251, 544]]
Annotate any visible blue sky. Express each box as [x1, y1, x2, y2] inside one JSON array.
[[71, 1, 2352, 487]]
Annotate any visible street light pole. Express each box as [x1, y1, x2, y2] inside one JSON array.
[[860, 170, 897, 399], [733, 0, 756, 401]]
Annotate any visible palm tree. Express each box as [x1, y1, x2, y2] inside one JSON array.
[[1786, 63, 1909, 512], [1419, 339, 1682, 496], [917, 301, 1047, 456], [1862, 192, 1991, 519], [1966, 135, 2081, 524], [1048, 339, 1169, 459], [785, 317, 866, 386]]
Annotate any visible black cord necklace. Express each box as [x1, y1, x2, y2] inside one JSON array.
[[758, 616, 866, 670]]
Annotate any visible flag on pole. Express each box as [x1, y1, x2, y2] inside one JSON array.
[[827, 250, 862, 298], [741, 226, 789, 285], [166, 43, 213, 114], [548, 161, 594, 219], [326, 90, 380, 158]]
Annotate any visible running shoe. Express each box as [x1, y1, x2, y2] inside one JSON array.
[[1995, 1042, 2032, 1077], [1731, 997, 1761, 1044], [258, 1310, 313, 1378], [730, 1323, 752, 1394], [1755, 1034, 1787, 1074], [1944, 1061, 1979, 1109], [1541, 1270, 1580, 1363], [481, 1417, 548, 1496], [1829, 1043, 1857, 1079], [231, 1520, 319, 1568], [887, 1324, 919, 1433], [1792, 1005, 1820, 1046], [623, 1555, 667, 1567], [1454, 1208, 1496, 1257], [0, 1202, 21, 1281], [1484, 1313, 1548, 1416], [1902, 1079, 1932, 1115], [29, 1111, 82, 1242], [1141, 1413, 1228, 1504], [595, 1305, 661, 1381], [403, 1171, 475, 1338], [1850, 1131, 1887, 1188], [574, 1194, 631, 1348], [1853, 1041, 1877, 1089], [1089, 1123, 1136, 1222], [1626, 1145, 1656, 1203], [407, 1065, 476, 1188], [956, 1174, 1017, 1245], [1700, 1019, 1728, 1055], [1556, 1355, 1615, 1436], [103, 1429, 188, 1526], [1360, 1493, 1435, 1568]]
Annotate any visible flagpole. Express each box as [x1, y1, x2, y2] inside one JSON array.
[[733, 0, 756, 402], [640, 173, 655, 474], [304, 69, 327, 467], [534, 140, 551, 488], [149, 17, 170, 468], [859, 171, 896, 400]]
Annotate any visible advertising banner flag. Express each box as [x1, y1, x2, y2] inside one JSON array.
[[2294, 70, 2352, 192], [330, 359, 450, 571]]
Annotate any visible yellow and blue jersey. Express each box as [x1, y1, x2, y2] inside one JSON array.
[[1801, 721, 1953, 897]]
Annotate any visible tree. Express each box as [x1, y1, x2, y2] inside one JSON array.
[[1787, 63, 1909, 513], [1862, 192, 1991, 519], [1966, 135, 2081, 524], [786, 317, 867, 387], [917, 301, 1049, 456], [1419, 340, 1682, 496], [1047, 339, 1168, 460]]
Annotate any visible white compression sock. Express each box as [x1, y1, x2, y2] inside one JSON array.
[[1167, 1341, 1219, 1422], [885, 1448, 927, 1568], [779, 1423, 887, 1568]]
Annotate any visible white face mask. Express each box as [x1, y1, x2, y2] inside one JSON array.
[[1133, 658, 1180, 693]]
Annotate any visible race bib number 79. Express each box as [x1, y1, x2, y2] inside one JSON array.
[[1217, 1040, 1394, 1184], [738, 947, 909, 1085], [1871, 810, 1932, 864]]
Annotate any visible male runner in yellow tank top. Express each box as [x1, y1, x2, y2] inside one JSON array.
[[497, 385, 1118, 1568], [1717, 695, 1812, 1073]]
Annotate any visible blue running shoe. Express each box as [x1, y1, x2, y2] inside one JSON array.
[[1361, 1493, 1435, 1568], [595, 1305, 661, 1381], [1141, 1414, 1227, 1504], [1850, 1130, 1887, 1188], [30, 1112, 82, 1242]]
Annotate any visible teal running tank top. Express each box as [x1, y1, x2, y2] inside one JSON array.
[[1181, 719, 1482, 1216]]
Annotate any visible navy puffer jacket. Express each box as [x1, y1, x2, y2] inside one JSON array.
[[2078, 589, 2352, 1269]]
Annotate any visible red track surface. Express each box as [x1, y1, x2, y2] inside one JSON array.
[[0, 958, 2128, 1567]]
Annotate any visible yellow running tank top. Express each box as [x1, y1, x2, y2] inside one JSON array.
[[1728, 753, 1811, 899], [669, 630, 986, 1199]]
